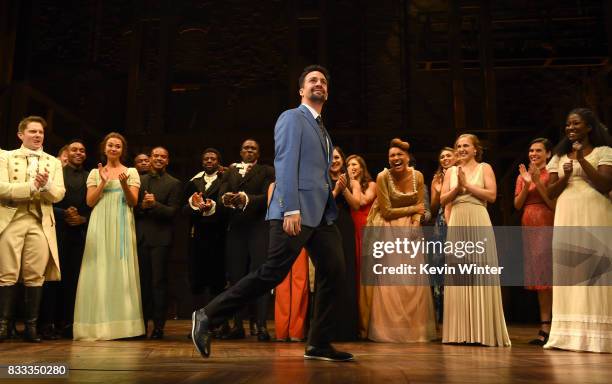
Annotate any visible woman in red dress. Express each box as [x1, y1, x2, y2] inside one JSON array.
[[346, 154, 377, 331], [514, 138, 555, 345]]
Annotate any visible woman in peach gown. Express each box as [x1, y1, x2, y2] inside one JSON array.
[[363, 138, 436, 342]]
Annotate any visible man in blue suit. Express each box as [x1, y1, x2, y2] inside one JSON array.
[[192, 65, 352, 362]]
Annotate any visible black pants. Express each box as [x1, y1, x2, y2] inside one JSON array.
[[225, 222, 270, 327], [205, 220, 345, 347], [189, 225, 226, 296], [40, 231, 84, 327], [138, 245, 169, 329]]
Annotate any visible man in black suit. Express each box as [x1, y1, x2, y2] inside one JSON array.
[[41, 139, 90, 339], [192, 65, 352, 361], [183, 148, 227, 303], [134, 146, 182, 339], [218, 139, 274, 341]]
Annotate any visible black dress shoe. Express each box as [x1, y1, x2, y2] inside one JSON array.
[[257, 327, 270, 342], [191, 309, 211, 358], [212, 321, 230, 339], [150, 328, 164, 339], [304, 345, 354, 362], [221, 326, 245, 340], [40, 325, 60, 340]]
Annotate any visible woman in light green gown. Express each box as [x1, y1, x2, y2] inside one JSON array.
[[73, 132, 145, 340]]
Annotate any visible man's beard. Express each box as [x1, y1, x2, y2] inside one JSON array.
[[204, 166, 218, 175], [308, 93, 326, 103]]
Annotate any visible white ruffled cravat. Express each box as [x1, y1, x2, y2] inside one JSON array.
[[20, 145, 43, 181]]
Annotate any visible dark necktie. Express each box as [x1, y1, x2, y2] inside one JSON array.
[[315, 116, 330, 156], [315, 116, 326, 135]]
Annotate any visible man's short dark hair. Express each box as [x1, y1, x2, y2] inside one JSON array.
[[67, 139, 86, 147], [298, 64, 330, 89], [151, 146, 169, 157], [202, 147, 222, 163]]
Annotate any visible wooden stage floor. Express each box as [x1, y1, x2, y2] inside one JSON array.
[[0, 321, 610, 384]]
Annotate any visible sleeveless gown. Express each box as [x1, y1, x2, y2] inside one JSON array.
[[442, 164, 511, 346]]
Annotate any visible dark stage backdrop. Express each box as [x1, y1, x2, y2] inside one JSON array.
[[1, 0, 610, 320]]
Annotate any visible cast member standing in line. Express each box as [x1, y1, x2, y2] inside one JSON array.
[[440, 133, 510, 347], [329, 146, 359, 341], [134, 146, 182, 339], [73, 132, 144, 340], [184, 148, 227, 317], [192, 65, 353, 361], [41, 140, 90, 339], [544, 108, 611, 353], [134, 153, 151, 176], [218, 139, 275, 341], [0, 116, 65, 343], [428, 147, 456, 324], [514, 138, 555, 345], [362, 138, 436, 343], [346, 154, 377, 339]]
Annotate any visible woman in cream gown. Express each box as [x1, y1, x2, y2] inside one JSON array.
[[363, 138, 436, 342], [544, 108, 612, 353], [441, 134, 510, 347]]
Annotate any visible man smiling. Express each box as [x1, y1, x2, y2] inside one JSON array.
[[0, 116, 65, 343]]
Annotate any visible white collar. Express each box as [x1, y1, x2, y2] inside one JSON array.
[[301, 103, 320, 120]]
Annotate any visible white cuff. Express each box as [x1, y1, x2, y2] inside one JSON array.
[[239, 191, 249, 211], [188, 195, 200, 211], [284, 210, 300, 217]]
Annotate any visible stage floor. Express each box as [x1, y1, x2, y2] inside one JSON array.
[[0, 321, 610, 384]]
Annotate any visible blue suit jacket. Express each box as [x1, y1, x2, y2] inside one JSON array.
[[266, 104, 338, 227]]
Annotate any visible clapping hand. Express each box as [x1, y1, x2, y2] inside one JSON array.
[[141, 190, 156, 208], [97, 163, 109, 183], [562, 161, 573, 178], [572, 141, 584, 160], [202, 198, 214, 212], [518, 164, 532, 184], [64, 206, 85, 226], [34, 168, 49, 190], [230, 193, 246, 207], [528, 163, 541, 182], [191, 192, 205, 209], [335, 173, 347, 193], [118, 171, 129, 186], [221, 192, 237, 207]]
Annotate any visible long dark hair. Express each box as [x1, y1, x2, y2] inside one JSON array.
[[554, 108, 612, 156], [332, 146, 351, 192], [434, 147, 455, 179], [346, 154, 373, 191]]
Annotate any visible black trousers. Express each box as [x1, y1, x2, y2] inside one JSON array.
[[138, 245, 170, 328], [225, 222, 270, 327], [40, 230, 85, 327], [205, 219, 345, 347]]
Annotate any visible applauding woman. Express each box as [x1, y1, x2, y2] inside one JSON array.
[[73, 133, 145, 340], [544, 108, 612, 353], [441, 133, 510, 347], [514, 138, 555, 345]]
